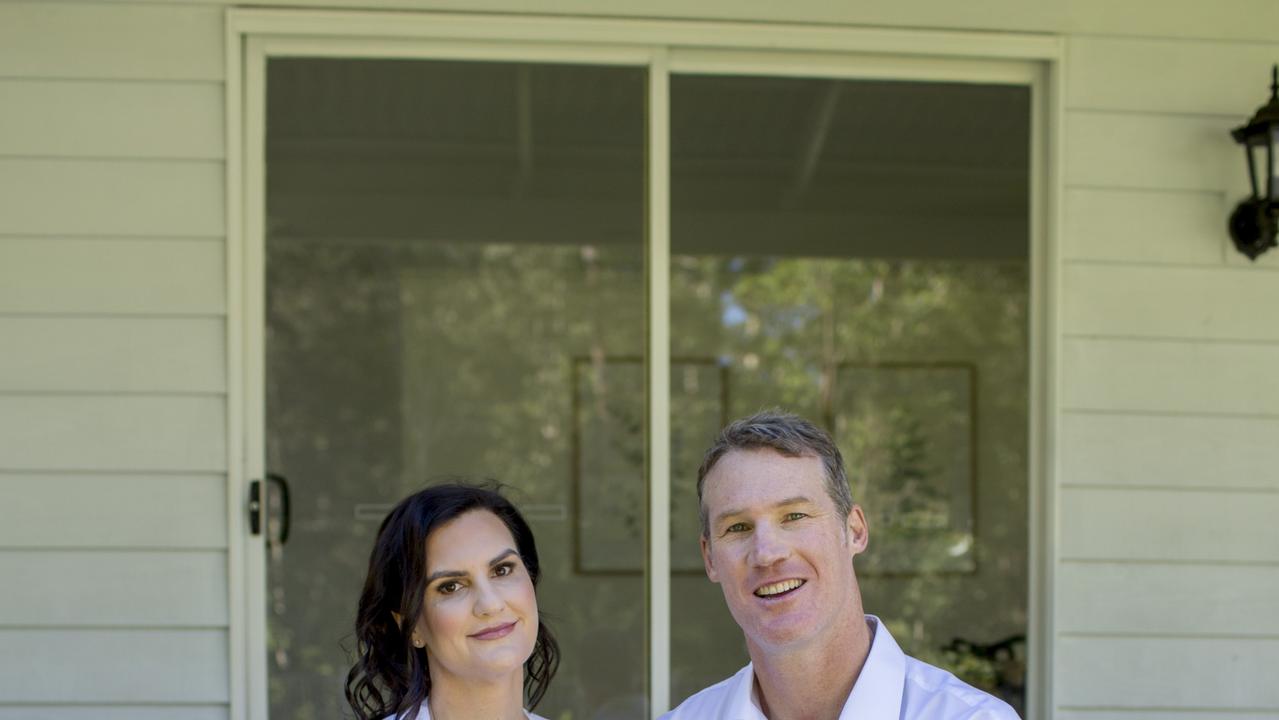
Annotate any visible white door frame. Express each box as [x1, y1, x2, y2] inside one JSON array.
[[225, 11, 1063, 720]]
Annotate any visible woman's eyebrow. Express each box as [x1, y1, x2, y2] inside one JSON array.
[[426, 548, 519, 583], [489, 548, 518, 566], [425, 568, 467, 583]]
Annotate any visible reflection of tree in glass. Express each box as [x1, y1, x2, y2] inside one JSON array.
[[669, 253, 1028, 710], [884, 410, 944, 530], [267, 239, 650, 719]]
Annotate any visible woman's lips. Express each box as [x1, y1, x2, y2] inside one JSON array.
[[469, 621, 517, 641]]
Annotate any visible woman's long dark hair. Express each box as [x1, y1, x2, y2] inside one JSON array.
[[345, 482, 560, 720]]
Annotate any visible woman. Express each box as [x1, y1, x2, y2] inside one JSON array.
[[346, 483, 559, 720]]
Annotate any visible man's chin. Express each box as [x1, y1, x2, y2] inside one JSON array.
[[743, 614, 822, 652]]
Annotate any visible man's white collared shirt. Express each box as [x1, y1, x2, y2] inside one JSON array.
[[660, 616, 1019, 720]]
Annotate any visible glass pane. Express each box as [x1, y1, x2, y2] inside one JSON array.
[[669, 74, 1031, 715], [1269, 129, 1279, 198], [266, 58, 647, 719]]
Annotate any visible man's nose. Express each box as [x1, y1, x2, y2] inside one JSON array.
[[748, 523, 790, 567]]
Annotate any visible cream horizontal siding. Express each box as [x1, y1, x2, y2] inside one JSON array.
[[0, 159, 224, 237], [0, 474, 228, 548], [1063, 264, 1279, 341], [0, 396, 227, 471], [0, 79, 224, 159], [1057, 636, 1279, 709], [0, 317, 225, 392], [1062, 188, 1236, 266], [1062, 338, 1279, 416], [0, 2, 229, 717], [0, 629, 229, 702], [78, 0, 1279, 43], [1061, 413, 1279, 490], [0, 3, 223, 82], [0, 709, 228, 720], [0, 237, 225, 315], [1060, 487, 1279, 562], [0, 550, 228, 626], [1058, 31, 1279, 719], [1067, 36, 1279, 116], [1065, 112, 1236, 193], [1057, 563, 1279, 636]]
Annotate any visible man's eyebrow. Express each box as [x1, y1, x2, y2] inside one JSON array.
[[712, 496, 815, 526], [425, 548, 519, 584]]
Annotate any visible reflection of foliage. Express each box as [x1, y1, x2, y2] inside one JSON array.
[[941, 634, 1027, 717], [267, 239, 650, 719], [266, 236, 1028, 717], [839, 363, 973, 555], [669, 255, 1028, 708], [884, 410, 943, 529], [576, 360, 723, 573]]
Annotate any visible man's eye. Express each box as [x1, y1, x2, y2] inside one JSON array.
[[725, 522, 749, 534], [783, 512, 808, 522]]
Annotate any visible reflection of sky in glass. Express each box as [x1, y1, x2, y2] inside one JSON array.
[[720, 291, 748, 326]]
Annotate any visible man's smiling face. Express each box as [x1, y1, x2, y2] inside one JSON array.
[[700, 447, 868, 653]]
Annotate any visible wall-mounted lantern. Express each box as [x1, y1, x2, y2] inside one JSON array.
[[1229, 65, 1279, 260]]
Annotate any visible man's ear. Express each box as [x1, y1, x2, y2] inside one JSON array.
[[846, 505, 869, 557], [701, 535, 720, 583]]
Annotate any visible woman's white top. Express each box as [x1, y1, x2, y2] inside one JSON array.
[[391, 706, 546, 720]]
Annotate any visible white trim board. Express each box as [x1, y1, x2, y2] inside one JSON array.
[[225, 10, 1062, 720]]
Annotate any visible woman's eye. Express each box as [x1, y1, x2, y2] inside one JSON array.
[[437, 581, 461, 595], [494, 563, 513, 577]]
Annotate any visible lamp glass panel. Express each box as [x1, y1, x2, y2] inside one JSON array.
[[1270, 126, 1279, 200], [1247, 141, 1266, 200]]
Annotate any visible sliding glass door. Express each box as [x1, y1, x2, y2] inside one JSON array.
[[264, 57, 649, 718], [249, 35, 1035, 719], [666, 73, 1031, 714]]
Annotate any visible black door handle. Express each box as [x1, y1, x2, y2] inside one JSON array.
[[248, 473, 292, 545], [266, 472, 291, 545]]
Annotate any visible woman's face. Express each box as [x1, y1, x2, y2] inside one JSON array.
[[411, 509, 539, 687]]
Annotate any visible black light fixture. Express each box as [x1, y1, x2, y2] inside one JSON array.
[[1229, 65, 1279, 260]]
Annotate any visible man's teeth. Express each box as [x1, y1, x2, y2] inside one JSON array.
[[754, 579, 804, 597]]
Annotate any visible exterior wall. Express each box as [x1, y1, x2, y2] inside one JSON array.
[[0, 3, 231, 719], [1054, 34, 1279, 719], [2, 2, 1277, 719]]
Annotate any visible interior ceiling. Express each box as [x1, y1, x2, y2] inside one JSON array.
[[266, 58, 1030, 258]]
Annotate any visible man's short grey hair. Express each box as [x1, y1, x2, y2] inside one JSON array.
[[697, 409, 854, 538]]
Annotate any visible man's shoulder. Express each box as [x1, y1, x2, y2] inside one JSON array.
[[659, 665, 752, 720], [901, 654, 1021, 720]]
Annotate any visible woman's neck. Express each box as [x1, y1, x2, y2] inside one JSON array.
[[426, 671, 525, 720]]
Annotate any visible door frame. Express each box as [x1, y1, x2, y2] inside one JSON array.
[[225, 10, 1063, 720]]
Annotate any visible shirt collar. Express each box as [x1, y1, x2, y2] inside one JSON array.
[[736, 615, 906, 720], [838, 615, 906, 719]]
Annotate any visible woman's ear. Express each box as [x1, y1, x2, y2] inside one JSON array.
[[392, 611, 426, 649]]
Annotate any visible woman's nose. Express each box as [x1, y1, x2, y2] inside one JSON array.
[[472, 579, 507, 616]]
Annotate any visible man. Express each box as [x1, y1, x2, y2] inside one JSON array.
[[661, 410, 1019, 720]]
